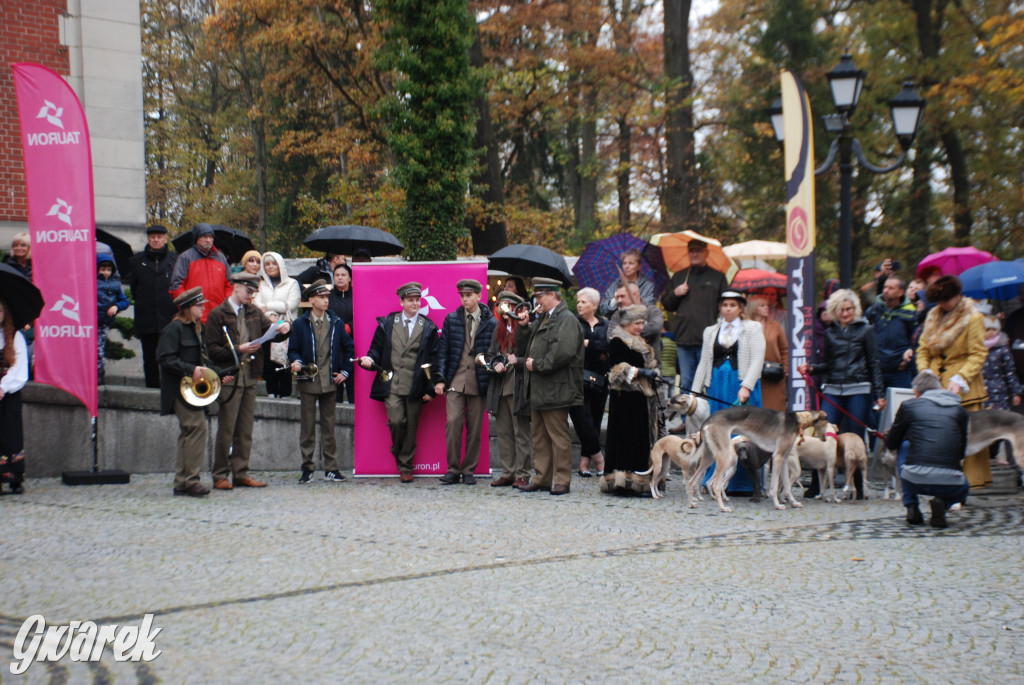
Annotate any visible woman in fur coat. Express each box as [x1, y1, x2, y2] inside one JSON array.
[[916, 275, 989, 487], [601, 305, 662, 494]]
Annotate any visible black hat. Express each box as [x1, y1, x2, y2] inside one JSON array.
[[718, 290, 747, 306], [303, 279, 330, 299], [146, 224, 168, 235]]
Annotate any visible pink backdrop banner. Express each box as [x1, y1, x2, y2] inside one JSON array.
[[12, 63, 98, 417], [352, 261, 491, 477]]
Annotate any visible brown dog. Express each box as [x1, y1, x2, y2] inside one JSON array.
[[637, 434, 702, 500]]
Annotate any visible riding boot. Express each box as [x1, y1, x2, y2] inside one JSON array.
[[905, 504, 923, 525]]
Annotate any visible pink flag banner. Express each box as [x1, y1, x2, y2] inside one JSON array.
[[352, 261, 491, 477], [12, 63, 98, 417]]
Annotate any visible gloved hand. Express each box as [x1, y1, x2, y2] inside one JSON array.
[[636, 367, 659, 381]]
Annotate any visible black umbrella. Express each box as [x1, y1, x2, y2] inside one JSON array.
[[489, 244, 573, 287], [95, 228, 134, 278], [0, 263, 45, 329], [302, 225, 404, 257], [172, 225, 255, 263]]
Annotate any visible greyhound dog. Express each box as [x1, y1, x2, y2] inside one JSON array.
[[637, 434, 702, 500], [665, 393, 711, 434], [835, 432, 869, 501], [787, 424, 841, 503], [689, 406, 830, 512], [880, 446, 902, 500], [966, 409, 1024, 466]]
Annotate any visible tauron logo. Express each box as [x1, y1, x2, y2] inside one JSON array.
[[35, 100, 65, 129], [418, 287, 445, 316], [46, 199, 73, 226], [50, 294, 81, 323]]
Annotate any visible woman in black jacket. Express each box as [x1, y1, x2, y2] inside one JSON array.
[[569, 288, 609, 477], [799, 288, 885, 498]]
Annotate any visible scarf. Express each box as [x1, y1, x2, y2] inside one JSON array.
[[919, 296, 975, 352]]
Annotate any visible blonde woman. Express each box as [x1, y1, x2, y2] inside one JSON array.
[[256, 251, 300, 397]]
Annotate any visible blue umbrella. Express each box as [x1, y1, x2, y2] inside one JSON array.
[[959, 260, 1024, 301], [572, 233, 668, 297]]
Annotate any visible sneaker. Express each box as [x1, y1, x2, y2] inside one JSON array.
[[325, 470, 346, 482], [298, 469, 314, 484]]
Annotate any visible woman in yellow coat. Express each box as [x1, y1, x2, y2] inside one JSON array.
[[916, 275, 989, 487]]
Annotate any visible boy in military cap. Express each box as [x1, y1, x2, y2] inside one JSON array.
[[358, 282, 440, 482], [435, 278, 496, 485], [206, 272, 291, 490], [157, 287, 218, 496], [289, 280, 355, 484]]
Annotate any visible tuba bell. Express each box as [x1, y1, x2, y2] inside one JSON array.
[[180, 367, 222, 407]]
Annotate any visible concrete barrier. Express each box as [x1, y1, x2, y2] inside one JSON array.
[[21, 382, 592, 479]]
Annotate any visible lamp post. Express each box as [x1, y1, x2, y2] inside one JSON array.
[[769, 55, 925, 288]]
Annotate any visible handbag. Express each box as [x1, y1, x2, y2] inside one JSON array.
[[762, 361, 785, 382], [583, 368, 606, 389]]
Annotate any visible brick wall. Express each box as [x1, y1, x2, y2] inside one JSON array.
[[0, 1, 69, 223]]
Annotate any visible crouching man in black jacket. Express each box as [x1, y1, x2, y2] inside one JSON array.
[[885, 370, 970, 528]]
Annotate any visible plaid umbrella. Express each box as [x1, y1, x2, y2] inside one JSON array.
[[572, 233, 668, 297], [730, 269, 787, 293], [643, 230, 738, 282], [917, 246, 997, 277]]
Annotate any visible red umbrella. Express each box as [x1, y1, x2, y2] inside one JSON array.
[[917, 246, 997, 277], [730, 269, 787, 293]]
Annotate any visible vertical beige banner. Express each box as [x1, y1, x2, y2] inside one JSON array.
[[781, 70, 816, 411]]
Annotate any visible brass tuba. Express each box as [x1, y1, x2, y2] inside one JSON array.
[[180, 367, 222, 407]]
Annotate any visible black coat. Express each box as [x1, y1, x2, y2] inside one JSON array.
[[129, 246, 178, 335], [365, 313, 440, 401], [808, 319, 885, 401], [156, 319, 218, 415], [885, 390, 968, 471], [436, 304, 496, 394]]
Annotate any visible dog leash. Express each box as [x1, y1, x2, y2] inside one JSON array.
[[662, 378, 747, 407], [800, 371, 885, 440]]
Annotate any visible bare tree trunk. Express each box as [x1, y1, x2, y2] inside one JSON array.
[[467, 32, 507, 254], [578, 87, 598, 235], [663, 0, 695, 231], [617, 116, 631, 231]]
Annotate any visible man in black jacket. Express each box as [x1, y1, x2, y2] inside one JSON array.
[[129, 225, 178, 388], [434, 279, 496, 485], [358, 282, 440, 482], [885, 370, 970, 528]]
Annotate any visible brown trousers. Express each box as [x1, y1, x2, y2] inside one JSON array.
[[445, 391, 485, 475], [300, 390, 338, 472], [173, 399, 207, 490], [494, 394, 532, 480], [386, 393, 424, 474], [213, 384, 256, 481], [530, 407, 572, 488]]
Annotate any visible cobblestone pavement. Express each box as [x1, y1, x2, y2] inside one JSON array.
[[2, 473, 1022, 684]]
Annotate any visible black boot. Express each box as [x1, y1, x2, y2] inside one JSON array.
[[906, 504, 924, 525], [929, 497, 948, 529]]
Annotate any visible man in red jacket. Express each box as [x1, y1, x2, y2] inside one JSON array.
[[169, 223, 232, 324]]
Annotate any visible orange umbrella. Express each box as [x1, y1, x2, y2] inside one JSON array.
[[644, 230, 739, 282]]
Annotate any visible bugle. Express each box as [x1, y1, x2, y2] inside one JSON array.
[[293, 362, 319, 381], [180, 367, 222, 407]]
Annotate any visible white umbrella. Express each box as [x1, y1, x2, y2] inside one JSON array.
[[723, 240, 787, 261]]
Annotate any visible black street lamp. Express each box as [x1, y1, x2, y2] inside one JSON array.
[[769, 55, 925, 288]]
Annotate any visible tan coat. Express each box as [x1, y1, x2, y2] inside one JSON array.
[[916, 299, 988, 409], [760, 317, 789, 411]]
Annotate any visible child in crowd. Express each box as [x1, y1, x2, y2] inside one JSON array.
[[982, 316, 1021, 466], [97, 255, 130, 385]]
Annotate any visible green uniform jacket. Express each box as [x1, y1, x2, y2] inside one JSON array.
[[516, 300, 585, 410]]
